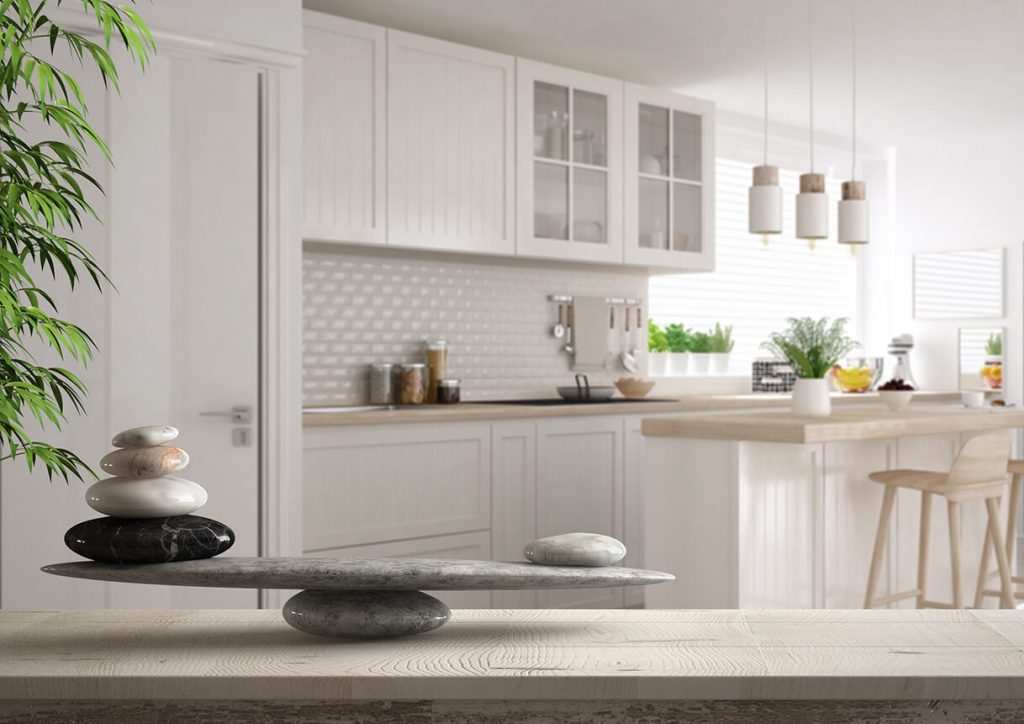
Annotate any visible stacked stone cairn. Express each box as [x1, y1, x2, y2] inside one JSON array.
[[64, 425, 235, 564]]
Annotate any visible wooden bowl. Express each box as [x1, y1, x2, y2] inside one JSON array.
[[615, 378, 656, 399]]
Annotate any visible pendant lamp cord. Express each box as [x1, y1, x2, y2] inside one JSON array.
[[808, 0, 814, 173], [763, 11, 768, 165], [851, 0, 857, 181]]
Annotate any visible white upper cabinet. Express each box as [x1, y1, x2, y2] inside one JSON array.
[[624, 84, 715, 270], [516, 60, 624, 264], [302, 12, 386, 245], [387, 31, 515, 254]]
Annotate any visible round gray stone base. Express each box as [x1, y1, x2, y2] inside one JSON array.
[[282, 590, 451, 639]]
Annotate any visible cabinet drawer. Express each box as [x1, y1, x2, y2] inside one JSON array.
[[303, 424, 491, 550], [308, 531, 492, 609]]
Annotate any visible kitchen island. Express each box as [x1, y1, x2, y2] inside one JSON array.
[[4, 609, 1024, 722], [642, 405, 1024, 610]]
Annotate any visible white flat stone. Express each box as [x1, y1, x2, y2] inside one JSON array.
[[524, 532, 627, 567], [111, 425, 179, 448], [100, 446, 189, 479], [85, 476, 207, 518]]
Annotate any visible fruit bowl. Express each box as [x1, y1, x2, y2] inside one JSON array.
[[830, 357, 884, 393], [614, 377, 656, 399], [878, 378, 915, 411], [981, 361, 1003, 390]]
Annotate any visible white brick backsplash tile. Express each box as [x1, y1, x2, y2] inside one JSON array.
[[303, 250, 648, 406]]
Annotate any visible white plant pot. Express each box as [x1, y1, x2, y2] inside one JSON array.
[[791, 378, 831, 417], [690, 353, 711, 375], [709, 353, 730, 374], [667, 352, 689, 376], [648, 352, 667, 377]]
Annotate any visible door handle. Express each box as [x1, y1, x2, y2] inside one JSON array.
[[200, 405, 253, 425]]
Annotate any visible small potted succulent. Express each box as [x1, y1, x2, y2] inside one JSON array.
[[647, 320, 669, 376], [762, 317, 859, 417], [981, 332, 1003, 390], [689, 331, 713, 374], [708, 323, 734, 374], [664, 322, 693, 375], [878, 378, 915, 411]]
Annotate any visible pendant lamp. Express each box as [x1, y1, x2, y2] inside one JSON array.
[[838, 0, 869, 248], [796, 0, 827, 249], [748, 15, 781, 245]]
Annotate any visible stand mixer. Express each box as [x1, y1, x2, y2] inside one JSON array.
[[888, 334, 916, 387]]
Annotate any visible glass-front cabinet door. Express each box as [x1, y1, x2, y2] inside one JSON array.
[[516, 59, 623, 263], [624, 84, 714, 270]]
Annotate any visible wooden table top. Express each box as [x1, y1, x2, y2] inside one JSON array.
[[641, 405, 1024, 444], [3, 608, 1024, 701]]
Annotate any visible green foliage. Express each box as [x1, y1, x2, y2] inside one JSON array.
[[647, 319, 668, 353], [0, 1, 153, 481], [663, 323, 693, 354], [708, 323, 734, 354], [761, 317, 859, 379], [986, 332, 1002, 357], [689, 331, 712, 354]]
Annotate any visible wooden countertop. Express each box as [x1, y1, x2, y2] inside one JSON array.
[[3, 609, 1024, 702], [304, 391, 961, 427], [642, 405, 1024, 444]]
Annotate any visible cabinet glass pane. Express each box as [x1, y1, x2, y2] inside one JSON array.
[[638, 178, 669, 250], [534, 162, 568, 240], [672, 111, 702, 181], [672, 182, 702, 252], [638, 104, 669, 177], [573, 89, 607, 167], [573, 168, 606, 244], [534, 82, 569, 161]]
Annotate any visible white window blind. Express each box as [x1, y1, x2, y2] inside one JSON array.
[[649, 158, 861, 369]]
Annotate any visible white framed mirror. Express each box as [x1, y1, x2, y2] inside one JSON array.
[[958, 327, 1003, 392], [914, 248, 1004, 319]]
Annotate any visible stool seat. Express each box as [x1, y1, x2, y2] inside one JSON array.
[[1008, 459, 1024, 475], [868, 469, 1007, 501]]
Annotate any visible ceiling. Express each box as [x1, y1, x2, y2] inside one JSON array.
[[304, 0, 1024, 151]]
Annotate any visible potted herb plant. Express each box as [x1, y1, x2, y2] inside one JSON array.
[[689, 331, 713, 374], [981, 332, 1003, 390], [664, 323, 692, 375], [709, 323, 735, 374], [647, 320, 669, 376], [762, 317, 859, 417]]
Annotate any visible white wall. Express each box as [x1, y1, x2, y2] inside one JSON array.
[[891, 131, 1022, 404]]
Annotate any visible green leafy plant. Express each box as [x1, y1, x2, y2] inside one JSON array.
[[761, 317, 859, 379], [663, 323, 693, 354], [709, 323, 734, 354], [647, 319, 668, 353], [0, 2, 154, 481], [986, 333, 1003, 357], [689, 331, 712, 354]]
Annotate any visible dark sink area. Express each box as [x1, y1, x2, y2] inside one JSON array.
[[468, 398, 677, 406]]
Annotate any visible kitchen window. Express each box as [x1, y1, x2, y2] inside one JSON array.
[[649, 156, 861, 371]]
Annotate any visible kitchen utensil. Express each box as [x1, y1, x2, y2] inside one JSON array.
[[571, 296, 608, 369], [620, 305, 639, 374], [564, 302, 575, 355], [888, 334, 917, 388], [614, 377, 655, 399], [552, 304, 566, 339], [556, 374, 616, 402]]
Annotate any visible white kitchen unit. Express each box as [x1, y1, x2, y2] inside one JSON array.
[[302, 12, 386, 245], [624, 84, 715, 270], [516, 59, 624, 264], [387, 30, 516, 254]]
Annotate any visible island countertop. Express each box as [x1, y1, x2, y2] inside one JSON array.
[[641, 405, 1024, 444]]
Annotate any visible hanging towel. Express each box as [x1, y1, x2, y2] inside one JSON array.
[[572, 296, 609, 370]]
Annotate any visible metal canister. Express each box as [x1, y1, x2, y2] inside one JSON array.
[[399, 363, 428, 406], [369, 363, 395, 405]]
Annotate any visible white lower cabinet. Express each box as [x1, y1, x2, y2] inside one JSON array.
[[303, 415, 643, 610]]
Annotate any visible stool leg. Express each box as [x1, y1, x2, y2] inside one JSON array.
[[986, 496, 1015, 610], [1006, 475, 1022, 575], [974, 524, 995, 608], [948, 500, 963, 609], [865, 485, 897, 609], [917, 492, 932, 609]]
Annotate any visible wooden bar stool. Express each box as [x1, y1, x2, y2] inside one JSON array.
[[973, 459, 1024, 607], [864, 431, 1015, 610]]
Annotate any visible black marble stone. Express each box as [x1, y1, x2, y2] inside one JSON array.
[[64, 515, 234, 564]]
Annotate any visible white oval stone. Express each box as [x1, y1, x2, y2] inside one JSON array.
[[100, 446, 189, 479], [523, 532, 627, 567], [111, 425, 178, 448], [85, 476, 207, 518]]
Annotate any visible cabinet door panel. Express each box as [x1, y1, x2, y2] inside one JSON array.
[[303, 12, 385, 244], [388, 30, 514, 254], [491, 421, 538, 608]]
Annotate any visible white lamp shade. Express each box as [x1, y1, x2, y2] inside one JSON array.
[[838, 198, 869, 244], [796, 192, 829, 239], [748, 184, 782, 234]]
